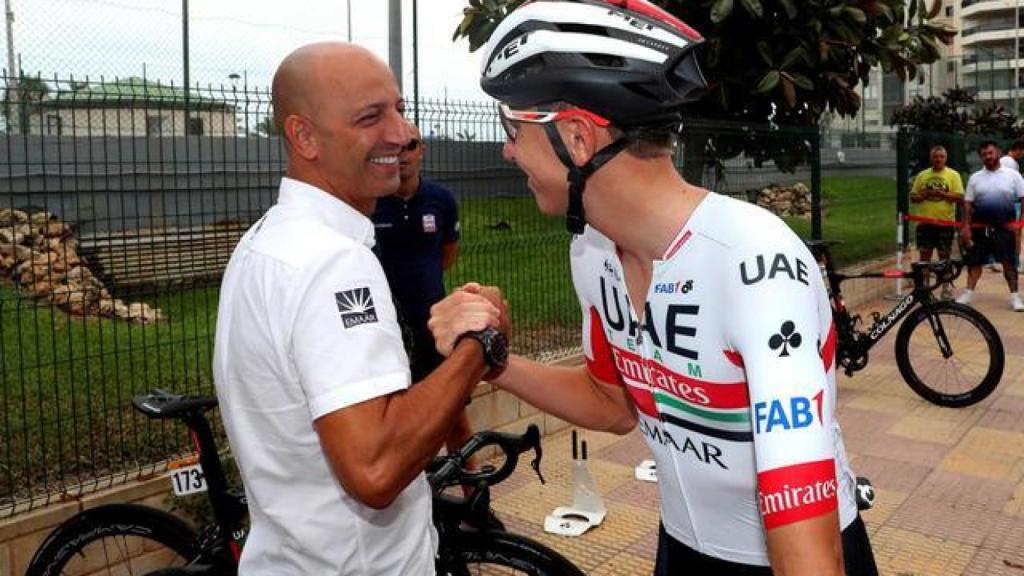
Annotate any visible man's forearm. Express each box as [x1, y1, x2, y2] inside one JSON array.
[[316, 340, 487, 508], [494, 355, 637, 434]]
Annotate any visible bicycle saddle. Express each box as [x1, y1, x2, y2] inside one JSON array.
[[133, 388, 218, 419]]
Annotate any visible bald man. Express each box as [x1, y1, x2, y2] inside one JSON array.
[[213, 43, 509, 574]]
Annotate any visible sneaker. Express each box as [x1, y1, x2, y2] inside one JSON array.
[[940, 284, 954, 301], [987, 263, 1001, 272], [1012, 293, 1024, 312], [955, 290, 974, 305]]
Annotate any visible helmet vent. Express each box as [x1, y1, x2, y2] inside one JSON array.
[[556, 22, 611, 36], [582, 53, 626, 68]]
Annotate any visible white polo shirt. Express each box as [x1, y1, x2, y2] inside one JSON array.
[[213, 177, 437, 575]]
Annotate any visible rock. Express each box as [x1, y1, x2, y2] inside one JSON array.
[[98, 298, 116, 316], [50, 284, 74, 306], [41, 222, 68, 238], [28, 211, 54, 225]]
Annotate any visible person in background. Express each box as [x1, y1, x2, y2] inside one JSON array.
[[372, 122, 503, 529], [957, 140, 1024, 311], [1000, 140, 1024, 272], [909, 145, 963, 300]]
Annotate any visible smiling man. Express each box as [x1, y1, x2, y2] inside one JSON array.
[[213, 43, 509, 575]]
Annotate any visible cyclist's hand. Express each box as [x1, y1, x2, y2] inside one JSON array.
[[428, 289, 501, 356], [461, 283, 511, 337]]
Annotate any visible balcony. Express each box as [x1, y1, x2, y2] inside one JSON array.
[[961, 0, 1020, 17]]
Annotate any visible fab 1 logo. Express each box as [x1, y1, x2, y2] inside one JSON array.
[[754, 391, 824, 434]]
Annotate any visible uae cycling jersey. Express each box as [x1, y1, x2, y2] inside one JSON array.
[[572, 193, 858, 566]]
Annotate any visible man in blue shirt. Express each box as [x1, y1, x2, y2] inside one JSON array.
[[374, 124, 502, 528]]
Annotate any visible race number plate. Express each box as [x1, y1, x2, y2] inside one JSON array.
[[168, 459, 207, 496]]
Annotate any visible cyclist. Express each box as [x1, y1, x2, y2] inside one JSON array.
[[436, 0, 877, 573], [214, 43, 509, 574]]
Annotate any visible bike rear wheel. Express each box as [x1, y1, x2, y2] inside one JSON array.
[[26, 503, 200, 576], [895, 302, 1004, 407], [438, 530, 585, 576]]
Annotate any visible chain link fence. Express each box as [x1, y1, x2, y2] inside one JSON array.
[[0, 67, 915, 517]]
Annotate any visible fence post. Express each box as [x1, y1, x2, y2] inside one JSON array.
[[811, 127, 822, 240], [895, 128, 910, 295]]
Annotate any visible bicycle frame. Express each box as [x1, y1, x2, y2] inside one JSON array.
[[810, 241, 959, 376]]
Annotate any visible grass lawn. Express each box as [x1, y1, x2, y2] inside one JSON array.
[[0, 176, 898, 510]]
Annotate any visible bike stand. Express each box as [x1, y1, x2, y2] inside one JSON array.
[[544, 430, 607, 537], [634, 459, 657, 482]]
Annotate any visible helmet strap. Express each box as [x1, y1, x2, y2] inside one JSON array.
[[542, 123, 630, 234]]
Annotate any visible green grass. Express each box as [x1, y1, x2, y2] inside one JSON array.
[[0, 177, 898, 509], [784, 176, 897, 267]]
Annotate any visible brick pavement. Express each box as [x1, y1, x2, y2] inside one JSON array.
[[489, 272, 1024, 575]]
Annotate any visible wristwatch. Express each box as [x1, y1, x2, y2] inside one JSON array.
[[456, 326, 509, 372]]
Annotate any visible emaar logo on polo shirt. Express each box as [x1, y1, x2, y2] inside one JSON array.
[[335, 288, 378, 328]]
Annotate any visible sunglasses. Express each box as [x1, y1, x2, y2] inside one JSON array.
[[498, 103, 611, 142], [404, 138, 421, 152]]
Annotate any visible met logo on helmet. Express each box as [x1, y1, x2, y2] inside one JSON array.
[[486, 33, 530, 75]]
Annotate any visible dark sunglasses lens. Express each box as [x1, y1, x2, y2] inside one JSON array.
[[499, 111, 517, 141], [405, 139, 420, 151]]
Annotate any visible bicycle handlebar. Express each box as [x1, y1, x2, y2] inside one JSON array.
[[427, 424, 544, 493]]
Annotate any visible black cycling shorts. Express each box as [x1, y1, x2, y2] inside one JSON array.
[[653, 516, 878, 576], [915, 223, 955, 253], [964, 225, 1018, 268]]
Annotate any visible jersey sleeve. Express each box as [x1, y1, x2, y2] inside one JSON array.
[[910, 171, 925, 196], [726, 235, 839, 531], [1013, 171, 1024, 200], [290, 244, 410, 420], [951, 170, 964, 197]]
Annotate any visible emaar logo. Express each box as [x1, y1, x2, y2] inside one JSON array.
[[335, 288, 378, 329]]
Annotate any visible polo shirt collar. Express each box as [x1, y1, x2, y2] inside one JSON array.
[[277, 177, 376, 249]]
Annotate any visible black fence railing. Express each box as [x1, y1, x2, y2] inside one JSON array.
[[0, 73, 906, 518]]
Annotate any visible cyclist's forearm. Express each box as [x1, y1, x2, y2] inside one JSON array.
[[765, 511, 844, 576], [493, 355, 637, 434]]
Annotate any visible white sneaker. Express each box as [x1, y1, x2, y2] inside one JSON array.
[[956, 290, 975, 305], [1012, 293, 1024, 312], [988, 263, 1002, 272]]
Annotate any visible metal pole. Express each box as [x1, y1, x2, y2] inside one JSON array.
[[388, 0, 403, 92], [413, 0, 419, 126], [5, 0, 17, 133], [182, 0, 190, 107], [811, 128, 822, 240], [1017, 0, 1020, 114], [346, 0, 352, 42]]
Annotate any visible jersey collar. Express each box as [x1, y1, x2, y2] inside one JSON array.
[[277, 177, 376, 249]]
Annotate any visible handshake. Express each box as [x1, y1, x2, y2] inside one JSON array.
[[427, 283, 511, 358]]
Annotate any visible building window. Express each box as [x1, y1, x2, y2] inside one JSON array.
[[45, 114, 62, 136], [186, 116, 204, 136], [947, 61, 956, 73], [146, 115, 164, 137], [945, 6, 952, 16]]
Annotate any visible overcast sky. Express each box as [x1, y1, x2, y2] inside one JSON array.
[[5, 0, 490, 102]]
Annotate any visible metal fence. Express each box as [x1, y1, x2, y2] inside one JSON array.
[[0, 72, 914, 517]]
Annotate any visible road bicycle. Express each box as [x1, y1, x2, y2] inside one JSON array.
[[808, 240, 1004, 407], [26, 389, 584, 576]]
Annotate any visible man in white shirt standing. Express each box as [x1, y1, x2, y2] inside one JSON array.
[[958, 140, 1024, 311], [1000, 140, 1024, 272], [213, 43, 509, 574]]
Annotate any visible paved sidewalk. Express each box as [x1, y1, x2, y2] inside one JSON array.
[[489, 273, 1024, 575]]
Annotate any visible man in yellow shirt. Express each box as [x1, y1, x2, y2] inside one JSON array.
[[911, 145, 964, 299]]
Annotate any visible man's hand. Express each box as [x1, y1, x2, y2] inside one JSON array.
[[428, 284, 505, 356], [961, 226, 973, 249], [460, 283, 511, 336]]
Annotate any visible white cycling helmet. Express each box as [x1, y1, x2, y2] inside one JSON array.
[[480, 0, 707, 130]]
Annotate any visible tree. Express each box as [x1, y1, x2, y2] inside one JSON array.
[[3, 75, 50, 134], [890, 87, 1020, 174], [253, 116, 280, 137], [454, 0, 954, 180]]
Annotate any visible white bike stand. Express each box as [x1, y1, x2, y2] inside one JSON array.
[[634, 459, 657, 482], [544, 430, 607, 537]]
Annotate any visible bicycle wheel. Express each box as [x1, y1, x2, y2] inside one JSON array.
[[438, 531, 585, 576], [26, 503, 201, 576], [895, 302, 1004, 407]]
